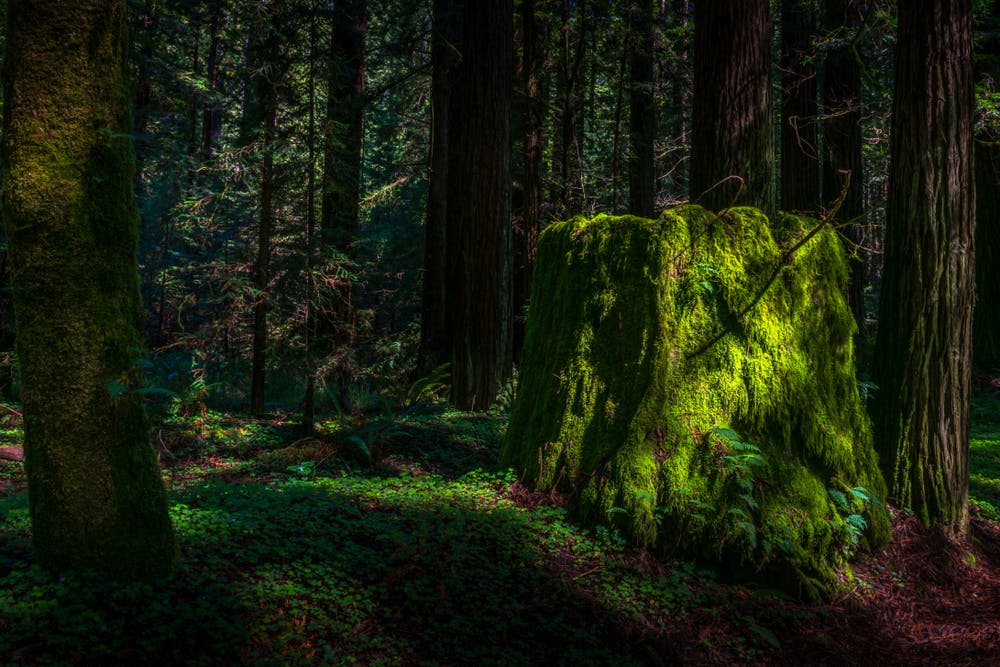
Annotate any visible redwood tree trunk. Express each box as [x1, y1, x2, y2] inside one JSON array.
[[320, 0, 366, 403], [419, 0, 458, 375], [780, 0, 819, 212], [628, 0, 657, 218], [448, 0, 514, 409], [689, 0, 774, 215], [513, 0, 548, 363], [822, 0, 866, 343], [200, 0, 226, 156], [552, 0, 588, 216], [872, 0, 975, 538], [2, 0, 176, 578], [249, 0, 283, 414]]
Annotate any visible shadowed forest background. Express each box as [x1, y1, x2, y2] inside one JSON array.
[[1, 0, 1000, 664]]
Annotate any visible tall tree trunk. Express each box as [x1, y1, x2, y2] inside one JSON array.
[[303, 10, 319, 433], [552, 0, 588, 216], [448, 0, 514, 409], [419, 0, 458, 375], [249, 0, 283, 414], [513, 0, 548, 363], [665, 0, 691, 199], [1, 0, 176, 578], [629, 0, 657, 218], [780, 0, 819, 211], [200, 0, 226, 156], [187, 8, 202, 150], [822, 0, 866, 345], [320, 0, 366, 405], [872, 0, 975, 538], [689, 0, 774, 215]]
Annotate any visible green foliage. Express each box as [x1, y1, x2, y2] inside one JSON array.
[[0, 438, 702, 666], [501, 206, 890, 599], [971, 391, 1000, 518]]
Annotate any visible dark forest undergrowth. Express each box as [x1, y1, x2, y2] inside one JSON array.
[[0, 393, 998, 666]]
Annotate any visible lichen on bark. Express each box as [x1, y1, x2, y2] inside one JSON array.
[[500, 205, 889, 599]]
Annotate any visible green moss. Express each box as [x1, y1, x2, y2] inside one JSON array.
[[2, 0, 176, 579], [501, 205, 889, 599]]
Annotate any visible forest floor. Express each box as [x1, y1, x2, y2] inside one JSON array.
[[0, 392, 999, 666]]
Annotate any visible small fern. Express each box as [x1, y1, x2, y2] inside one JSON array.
[[827, 488, 849, 513]]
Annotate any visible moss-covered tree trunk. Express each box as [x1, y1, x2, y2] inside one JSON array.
[[1, 0, 176, 578], [501, 206, 888, 598], [872, 0, 975, 539], [690, 0, 774, 215]]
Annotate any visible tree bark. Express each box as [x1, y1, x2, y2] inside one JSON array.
[[872, 0, 975, 538], [628, 0, 657, 218], [822, 0, 867, 344], [249, 0, 283, 414], [780, 0, 819, 212], [690, 0, 774, 215], [419, 0, 458, 375], [448, 0, 514, 410], [319, 0, 366, 404], [513, 0, 548, 364], [1, 0, 176, 578], [552, 0, 589, 216], [200, 0, 226, 156], [303, 10, 319, 434]]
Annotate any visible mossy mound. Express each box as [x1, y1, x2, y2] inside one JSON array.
[[500, 205, 889, 599]]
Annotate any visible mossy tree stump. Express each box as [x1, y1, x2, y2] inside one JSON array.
[[500, 205, 889, 598]]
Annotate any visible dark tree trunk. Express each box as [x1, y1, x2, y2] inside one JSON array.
[[872, 0, 975, 538], [2, 0, 176, 578], [513, 0, 548, 363], [822, 0, 866, 344], [665, 0, 691, 199], [200, 0, 226, 156], [689, 0, 774, 215], [448, 0, 514, 410], [319, 0, 366, 404], [973, 2, 1000, 371], [249, 0, 283, 414], [303, 11, 319, 434], [611, 39, 628, 213], [419, 0, 458, 375], [321, 0, 366, 239], [187, 9, 201, 150], [780, 0, 819, 212], [628, 0, 657, 218], [552, 0, 588, 216]]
